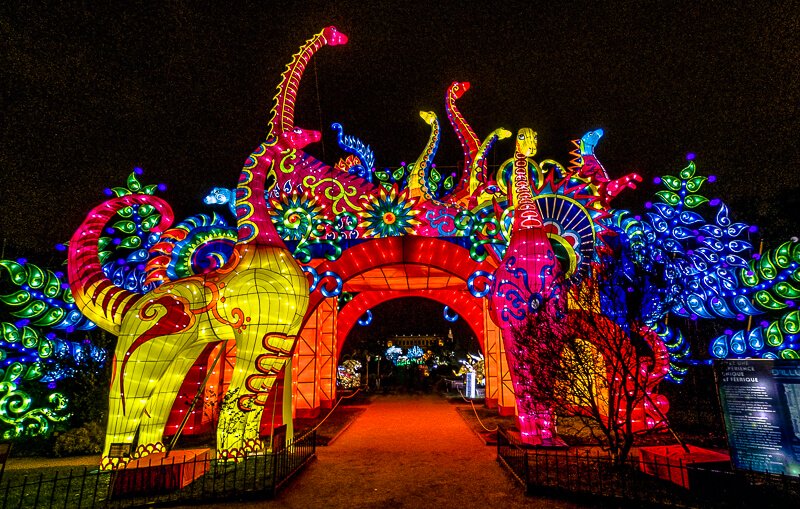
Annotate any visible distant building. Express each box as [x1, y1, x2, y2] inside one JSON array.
[[388, 335, 443, 348]]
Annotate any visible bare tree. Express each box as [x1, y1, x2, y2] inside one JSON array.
[[511, 263, 670, 464]]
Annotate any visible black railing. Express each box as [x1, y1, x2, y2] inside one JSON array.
[[496, 426, 800, 508], [0, 430, 315, 509]]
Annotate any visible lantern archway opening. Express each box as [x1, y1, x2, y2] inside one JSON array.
[[338, 296, 484, 394]]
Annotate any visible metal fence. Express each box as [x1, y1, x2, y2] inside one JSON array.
[[0, 430, 315, 509], [496, 426, 800, 508]]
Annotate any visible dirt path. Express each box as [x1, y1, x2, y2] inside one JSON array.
[[4, 454, 99, 471], [5, 394, 589, 507], [231, 393, 585, 509]]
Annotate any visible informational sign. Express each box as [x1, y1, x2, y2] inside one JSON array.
[[108, 442, 132, 459], [465, 372, 477, 399], [716, 359, 800, 476]]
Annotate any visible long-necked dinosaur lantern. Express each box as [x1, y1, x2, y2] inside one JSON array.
[[64, 26, 799, 465]]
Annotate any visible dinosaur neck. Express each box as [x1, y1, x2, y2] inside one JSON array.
[[511, 149, 544, 233], [268, 30, 329, 138], [579, 151, 609, 183], [467, 129, 504, 197], [445, 85, 480, 171], [408, 117, 440, 200], [505, 148, 557, 297], [235, 141, 287, 247]]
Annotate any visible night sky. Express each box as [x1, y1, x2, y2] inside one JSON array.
[[3, 1, 799, 259]]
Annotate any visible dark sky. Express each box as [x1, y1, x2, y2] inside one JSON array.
[[2, 1, 799, 255]]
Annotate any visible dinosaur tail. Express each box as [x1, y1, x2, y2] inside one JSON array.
[[67, 195, 174, 333]]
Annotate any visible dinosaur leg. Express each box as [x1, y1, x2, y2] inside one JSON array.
[[501, 332, 556, 445], [101, 326, 199, 467], [137, 343, 210, 450], [101, 353, 136, 469], [213, 249, 309, 458], [216, 331, 296, 458]]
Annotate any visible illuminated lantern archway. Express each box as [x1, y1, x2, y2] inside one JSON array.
[[290, 236, 515, 418], [66, 26, 702, 464]]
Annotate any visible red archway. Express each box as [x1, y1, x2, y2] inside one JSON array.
[[289, 236, 514, 418], [306, 236, 497, 313]]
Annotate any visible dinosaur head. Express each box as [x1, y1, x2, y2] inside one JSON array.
[[496, 128, 513, 140], [419, 111, 437, 126], [515, 128, 537, 158], [277, 126, 321, 150], [579, 128, 604, 156], [322, 26, 348, 46], [204, 187, 232, 206], [450, 81, 470, 99]]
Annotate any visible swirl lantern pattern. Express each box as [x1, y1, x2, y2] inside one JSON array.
[[0, 259, 102, 438]]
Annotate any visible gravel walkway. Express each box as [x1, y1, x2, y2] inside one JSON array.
[[232, 393, 585, 508], [4, 394, 589, 508]]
